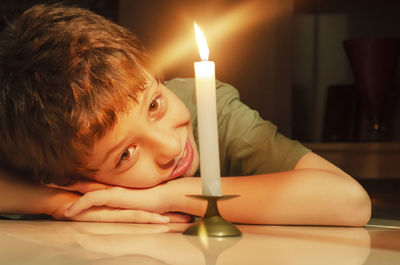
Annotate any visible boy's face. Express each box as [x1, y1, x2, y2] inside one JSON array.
[[83, 80, 199, 188]]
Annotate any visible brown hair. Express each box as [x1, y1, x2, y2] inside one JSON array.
[[0, 4, 158, 185]]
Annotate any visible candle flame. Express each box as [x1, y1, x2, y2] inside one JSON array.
[[194, 23, 209, 61]]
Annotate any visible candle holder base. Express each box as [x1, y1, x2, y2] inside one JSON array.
[[183, 195, 242, 237]]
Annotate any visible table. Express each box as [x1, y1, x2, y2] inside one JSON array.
[[0, 218, 399, 265]]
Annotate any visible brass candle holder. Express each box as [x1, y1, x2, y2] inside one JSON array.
[[183, 195, 242, 237]]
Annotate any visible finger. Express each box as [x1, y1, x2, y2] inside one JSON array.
[[163, 212, 194, 223], [71, 207, 170, 224], [64, 188, 131, 217]]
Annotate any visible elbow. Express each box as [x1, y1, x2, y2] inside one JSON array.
[[352, 194, 371, 227], [344, 182, 372, 227]]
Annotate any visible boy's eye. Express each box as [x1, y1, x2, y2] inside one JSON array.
[[117, 146, 136, 167], [149, 97, 161, 112]]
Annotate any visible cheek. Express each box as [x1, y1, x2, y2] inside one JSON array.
[[188, 152, 200, 177], [179, 105, 191, 122], [167, 89, 191, 121], [186, 132, 200, 177], [116, 167, 164, 188]]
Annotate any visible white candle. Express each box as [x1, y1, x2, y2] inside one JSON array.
[[194, 23, 222, 196]]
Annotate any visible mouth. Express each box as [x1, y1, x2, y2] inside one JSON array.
[[169, 138, 194, 180]]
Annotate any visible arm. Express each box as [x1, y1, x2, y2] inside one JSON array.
[[176, 152, 371, 226], [65, 152, 371, 226], [0, 169, 182, 223], [0, 169, 78, 218]]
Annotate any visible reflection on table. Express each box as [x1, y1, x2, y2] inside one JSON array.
[[0, 219, 399, 265]]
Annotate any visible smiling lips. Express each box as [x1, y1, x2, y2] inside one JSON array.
[[169, 138, 194, 179]]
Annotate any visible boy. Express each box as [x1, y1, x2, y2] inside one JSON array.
[[0, 4, 371, 225]]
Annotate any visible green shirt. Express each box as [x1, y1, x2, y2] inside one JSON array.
[[165, 78, 310, 177]]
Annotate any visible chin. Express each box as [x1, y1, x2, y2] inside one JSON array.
[[185, 156, 199, 178]]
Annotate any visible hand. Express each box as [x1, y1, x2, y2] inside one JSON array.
[[62, 206, 173, 224], [63, 185, 193, 223], [65, 206, 191, 224], [47, 188, 184, 224]]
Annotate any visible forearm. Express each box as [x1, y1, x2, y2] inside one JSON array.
[[172, 169, 371, 226], [61, 152, 371, 225], [0, 169, 79, 217]]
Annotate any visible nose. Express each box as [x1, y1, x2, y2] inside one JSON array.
[[145, 126, 181, 167]]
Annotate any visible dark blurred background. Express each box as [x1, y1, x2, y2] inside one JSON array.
[[1, 0, 400, 219], [2, 0, 400, 142]]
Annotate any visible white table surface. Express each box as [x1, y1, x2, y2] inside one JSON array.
[[0, 218, 399, 265]]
